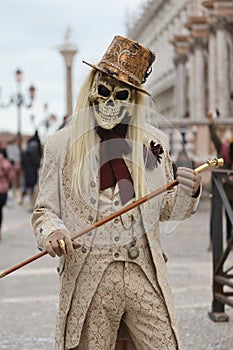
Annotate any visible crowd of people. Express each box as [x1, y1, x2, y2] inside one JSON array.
[[0, 150, 14, 240], [0, 113, 72, 240], [0, 130, 42, 238]]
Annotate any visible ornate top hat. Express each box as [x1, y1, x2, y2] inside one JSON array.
[[83, 35, 156, 95]]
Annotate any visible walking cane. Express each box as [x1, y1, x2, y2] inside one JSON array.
[[0, 157, 223, 279]]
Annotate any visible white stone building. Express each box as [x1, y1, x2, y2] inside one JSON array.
[[127, 0, 233, 162]]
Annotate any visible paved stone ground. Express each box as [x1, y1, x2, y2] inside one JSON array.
[[0, 198, 58, 349], [0, 193, 232, 349]]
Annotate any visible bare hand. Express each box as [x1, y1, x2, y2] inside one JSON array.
[[177, 167, 201, 196], [45, 230, 81, 257], [207, 111, 213, 124]]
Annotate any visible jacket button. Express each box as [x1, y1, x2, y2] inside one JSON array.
[[114, 218, 120, 224], [88, 215, 94, 221], [114, 252, 120, 258], [114, 200, 119, 206], [90, 181, 96, 188], [91, 198, 96, 204], [81, 245, 88, 253]]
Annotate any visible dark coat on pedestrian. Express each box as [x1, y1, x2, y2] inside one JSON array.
[[21, 150, 38, 189], [21, 131, 42, 191]]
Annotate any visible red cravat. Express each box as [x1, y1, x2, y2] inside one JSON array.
[[96, 123, 135, 205]]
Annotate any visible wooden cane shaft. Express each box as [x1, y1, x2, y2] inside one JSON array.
[[0, 180, 178, 278], [72, 179, 178, 240], [0, 250, 47, 278], [0, 158, 223, 278]]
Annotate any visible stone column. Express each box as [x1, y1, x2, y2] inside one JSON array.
[[175, 56, 188, 118], [184, 16, 208, 120], [58, 28, 78, 118], [171, 35, 189, 118], [184, 16, 209, 158], [208, 25, 218, 112], [216, 18, 230, 117], [189, 47, 196, 119], [192, 39, 209, 157], [191, 38, 206, 119]]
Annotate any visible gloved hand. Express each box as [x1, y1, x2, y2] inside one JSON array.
[[45, 230, 81, 257], [176, 167, 201, 197]]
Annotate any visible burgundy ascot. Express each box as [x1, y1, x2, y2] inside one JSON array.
[[96, 123, 135, 205]]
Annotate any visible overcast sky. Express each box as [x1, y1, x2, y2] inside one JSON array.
[[0, 0, 146, 138]]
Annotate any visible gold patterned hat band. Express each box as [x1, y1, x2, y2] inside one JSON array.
[[83, 35, 156, 95]]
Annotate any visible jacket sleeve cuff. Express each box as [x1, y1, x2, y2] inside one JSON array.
[[36, 219, 70, 250]]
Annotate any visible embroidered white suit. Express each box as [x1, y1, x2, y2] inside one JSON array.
[[31, 123, 200, 349]]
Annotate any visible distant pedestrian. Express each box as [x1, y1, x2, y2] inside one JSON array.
[[21, 130, 42, 206], [5, 138, 21, 194], [57, 115, 70, 130], [173, 147, 194, 178], [0, 153, 14, 240], [0, 141, 7, 158], [27, 130, 42, 167]]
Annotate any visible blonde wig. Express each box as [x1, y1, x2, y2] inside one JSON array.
[[71, 69, 150, 203]]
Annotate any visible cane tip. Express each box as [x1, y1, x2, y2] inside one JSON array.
[[0, 272, 6, 278]]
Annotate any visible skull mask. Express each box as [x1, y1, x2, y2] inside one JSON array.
[[89, 71, 135, 130]]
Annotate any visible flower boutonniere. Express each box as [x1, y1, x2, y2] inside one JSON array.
[[143, 140, 164, 170]]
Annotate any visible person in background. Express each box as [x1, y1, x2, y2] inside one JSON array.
[[207, 110, 233, 248], [57, 115, 70, 130], [21, 130, 42, 207], [27, 130, 42, 167], [0, 152, 14, 240], [173, 147, 194, 178], [5, 138, 21, 199], [0, 141, 7, 158]]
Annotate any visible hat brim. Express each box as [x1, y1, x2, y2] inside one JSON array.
[[83, 60, 151, 96]]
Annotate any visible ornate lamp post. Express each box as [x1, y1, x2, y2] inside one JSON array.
[[15, 69, 36, 152], [58, 28, 78, 118], [0, 69, 36, 152]]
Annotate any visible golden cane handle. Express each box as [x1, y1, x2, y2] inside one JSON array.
[[194, 158, 224, 173]]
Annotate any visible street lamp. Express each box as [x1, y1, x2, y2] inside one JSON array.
[[0, 69, 36, 153], [14, 69, 36, 152]]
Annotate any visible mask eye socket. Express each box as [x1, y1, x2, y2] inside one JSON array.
[[98, 85, 110, 97], [116, 90, 129, 101]]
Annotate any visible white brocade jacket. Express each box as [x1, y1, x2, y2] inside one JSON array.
[[31, 124, 201, 350]]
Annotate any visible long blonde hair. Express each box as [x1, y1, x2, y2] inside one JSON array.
[[70, 69, 150, 202]]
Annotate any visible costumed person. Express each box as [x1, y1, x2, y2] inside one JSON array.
[[0, 152, 14, 240], [207, 111, 233, 247], [31, 36, 202, 350]]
